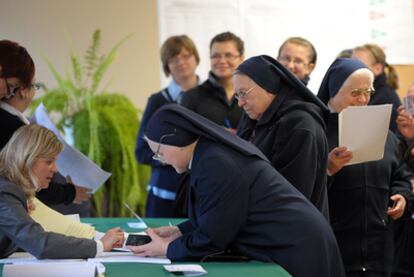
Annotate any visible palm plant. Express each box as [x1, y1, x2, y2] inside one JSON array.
[[31, 30, 150, 217]]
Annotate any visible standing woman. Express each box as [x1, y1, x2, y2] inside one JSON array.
[[181, 31, 244, 133], [317, 58, 412, 277], [0, 125, 124, 259], [235, 55, 330, 218], [135, 35, 200, 217], [352, 43, 401, 133]]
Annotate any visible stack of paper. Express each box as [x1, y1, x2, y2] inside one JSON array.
[[339, 104, 392, 165]]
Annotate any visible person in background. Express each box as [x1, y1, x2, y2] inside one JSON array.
[[0, 40, 90, 208], [317, 58, 412, 277], [0, 65, 10, 99], [181, 31, 244, 134], [236, 55, 330, 218], [135, 35, 200, 217], [393, 81, 414, 277], [0, 124, 124, 259], [337, 48, 353, 59], [128, 104, 346, 277], [277, 36, 317, 85], [352, 43, 401, 133]]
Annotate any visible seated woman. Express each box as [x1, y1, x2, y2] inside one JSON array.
[[0, 124, 125, 259], [317, 58, 412, 277], [128, 104, 345, 277]]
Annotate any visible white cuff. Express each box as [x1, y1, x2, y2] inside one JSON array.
[[95, 239, 104, 257]]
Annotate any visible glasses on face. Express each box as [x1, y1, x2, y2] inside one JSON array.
[[169, 53, 193, 65], [31, 82, 41, 91], [210, 53, 241, 62], [278, 56, 309, 68], [349, 88, 375, 98], [152, 132, 176, 162], [5, 80, 40, 98], [235, 85, 256, 101]]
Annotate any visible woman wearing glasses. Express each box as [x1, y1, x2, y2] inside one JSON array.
[[181, 31, 244, 134], [135, 35, 200, 217], [0, 40, 90, 207], [317, 58, 412, 277], [352, 44, 401, 133], [235, 55, 330, 218], [129, 104, 345, 277]]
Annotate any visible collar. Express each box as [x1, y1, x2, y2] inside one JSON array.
[[0, 102, 30, 125], [167, 79, 183, 102]]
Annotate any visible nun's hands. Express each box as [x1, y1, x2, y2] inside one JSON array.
[[387, 194, 406, 220], [327, 147, 353, 176], [128, 228, 170, 257]]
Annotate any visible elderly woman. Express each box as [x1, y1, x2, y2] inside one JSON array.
[[235, 55, 330, 218], [128, 104, 345, 277], [0, 125, 125, 259], [317, 58, 412, 277], [135, 35, 200, 217]]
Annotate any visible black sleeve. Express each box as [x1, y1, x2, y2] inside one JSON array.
[[36, 172, 76, 205]]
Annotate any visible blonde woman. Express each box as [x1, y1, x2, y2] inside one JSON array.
[[0, 124, 124, 259]]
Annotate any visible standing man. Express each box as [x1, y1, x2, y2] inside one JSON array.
[[277, 37, 317, 86]]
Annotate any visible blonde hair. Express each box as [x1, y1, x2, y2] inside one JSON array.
[[0, 125, 63, 199], [353, 43, 399, 90]]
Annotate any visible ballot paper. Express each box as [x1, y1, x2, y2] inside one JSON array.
[[339, 104, 392, 165], [30, 198, 95, 239], [403, 95, 414, 115], [2, 262, 98, 277], [164, 264, 207, 276], [89, 251, 171, 264], [32, 103, 111, 193]]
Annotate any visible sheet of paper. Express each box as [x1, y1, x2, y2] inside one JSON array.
[[164, 264, 207, 276], [30, 198, 95, 239], [32, 103, 111, 193], [3, 261, 96, 277], [89, 251, 171, 264], [339, 104, 392, 166]]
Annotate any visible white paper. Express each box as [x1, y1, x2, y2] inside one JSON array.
[[89, 251, 171, 264], [3, 262, 96, 277], [32, 103, 111, 192], [339, 104, 392, 166], [127, 221, 148, 229], [164, 264, 207, 276]]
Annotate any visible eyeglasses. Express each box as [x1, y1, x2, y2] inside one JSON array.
[[235, 85, 256, 101], [210, 53, 241, 62], [349, 88, 375, 97], [169, 53, 193, 65], [5, 81, 41, 98], [278, 56, 309, 67], [152, 132, 176, 162], [31, 82, 41, 91]]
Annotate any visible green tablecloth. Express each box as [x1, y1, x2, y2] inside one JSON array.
[[0, 217, 291, 277]]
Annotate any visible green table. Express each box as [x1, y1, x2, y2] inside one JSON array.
[[0, 218, 291, 277]]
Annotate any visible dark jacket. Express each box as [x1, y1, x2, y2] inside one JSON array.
[[326, 113, 412, 273], [0, 176, 96, 259], [370, 73, 401, 133], [135, 89, 184, 217], [167, 138, 345, 277], [238, 88, 330, 218], [0, 108, 75, 205], [181, 72, 242, 129]]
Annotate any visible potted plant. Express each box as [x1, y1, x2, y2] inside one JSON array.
[[31, 30, 150, 217]]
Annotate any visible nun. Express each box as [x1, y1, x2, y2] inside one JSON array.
[[317, 58, 412, 277], [128, 104, 345, 277], [235, 55, 330, 218]]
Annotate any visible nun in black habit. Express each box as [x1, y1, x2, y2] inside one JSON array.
[[317, 58, 412, 277], [128, 104, 345, 277], [235, 55, 330, 218]]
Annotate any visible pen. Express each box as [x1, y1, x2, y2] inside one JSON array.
[[123, 202, 146, 225]]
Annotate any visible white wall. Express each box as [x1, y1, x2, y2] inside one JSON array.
[[0, 0, 160, 110]]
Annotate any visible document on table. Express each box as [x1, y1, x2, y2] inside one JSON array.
[[32, 103, 111, 193], [30, 198, 95, 239], [164, 264, 207, 276], [2, 262, 97, 277], [339, 104, 392, 166], [89, 251, 171, 264]]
